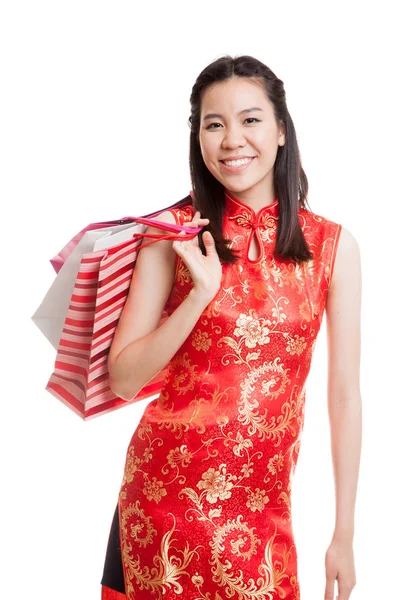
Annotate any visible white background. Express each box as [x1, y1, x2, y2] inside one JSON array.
[[1, 1, 399, 599]]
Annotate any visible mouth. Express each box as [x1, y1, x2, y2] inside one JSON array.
[[219, 157, 255, 173]]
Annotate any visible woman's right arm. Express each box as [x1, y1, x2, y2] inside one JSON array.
[[107, 209, 215, 401]]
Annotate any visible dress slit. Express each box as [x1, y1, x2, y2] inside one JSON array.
[[100, 503, 126, 595]]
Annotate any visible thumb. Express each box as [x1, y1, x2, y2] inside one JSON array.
[[202, 230, 217, 252]]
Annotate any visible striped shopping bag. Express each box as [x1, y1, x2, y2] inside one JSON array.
[[44, 194, 200, 420], [48, 194, 196, 274], [49, 216, 136, 275]]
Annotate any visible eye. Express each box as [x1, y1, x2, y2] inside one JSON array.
[[244, 118, 261, 124], [206, 118, 261, 130]]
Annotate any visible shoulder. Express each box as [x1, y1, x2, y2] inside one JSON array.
[[299, 206, 342, 240], [144, 199, 195, 232], [335, 224, 359, 255], [330, 224, 361, 292], [300, 206, 359, 257], [299, 207, 361, 289], [170, 202, 196, 226], [299, 207, 344, 273]]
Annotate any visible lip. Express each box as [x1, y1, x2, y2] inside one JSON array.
[[219, 156, 255, 173], [220, 155, 256, 161]]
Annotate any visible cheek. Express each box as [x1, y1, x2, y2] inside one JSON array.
[[200, 134, 212, 153], [256, 139, 277, 165], [255, 129, 270, 149], [200, 136, 219, 166]]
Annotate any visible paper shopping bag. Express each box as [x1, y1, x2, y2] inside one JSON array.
[[32, 194, 196, 348], [43, 196, 201, 420], [49, 217, 135, 274], [32, 221, 139, 349], [49, 193, 195, 273]]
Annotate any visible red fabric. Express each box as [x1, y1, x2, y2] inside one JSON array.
[[101, 585, 126, 600], [116, 192, 342, 599]]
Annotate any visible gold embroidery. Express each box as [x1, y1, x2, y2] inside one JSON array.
[[119, 502, 204, 599], [116, 195, 342, 599]]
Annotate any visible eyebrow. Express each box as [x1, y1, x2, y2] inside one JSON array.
[[202, 107, 264, 122]]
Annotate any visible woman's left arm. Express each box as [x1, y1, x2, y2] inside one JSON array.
[[324, 225, 362, 600]]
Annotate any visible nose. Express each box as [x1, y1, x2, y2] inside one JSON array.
[[221, 125, 247, 149]]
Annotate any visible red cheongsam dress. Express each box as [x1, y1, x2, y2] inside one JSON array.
[[101, 190, 342, 600]]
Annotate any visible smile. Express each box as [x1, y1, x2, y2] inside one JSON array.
[[220, 157, 255, 172]]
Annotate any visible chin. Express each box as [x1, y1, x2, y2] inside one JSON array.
[[225, 178, 259, 192]]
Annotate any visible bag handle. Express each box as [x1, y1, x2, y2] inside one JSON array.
[[103, 216, 204, 256], [132, 216, 203, 250]]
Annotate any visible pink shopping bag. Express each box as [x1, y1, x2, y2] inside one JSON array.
[[45, 194, 201, 420]]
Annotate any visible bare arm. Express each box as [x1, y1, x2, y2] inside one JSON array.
[[108, 210, 212, 401], [325, 226, 362, 542], [324, 226, 361, 599]]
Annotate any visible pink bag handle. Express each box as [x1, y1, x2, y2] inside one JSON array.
[[103, 216, 203, 256], [50, 193, 198, 272], [110, 191, 201, 250]]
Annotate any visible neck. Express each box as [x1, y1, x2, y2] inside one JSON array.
[[224, 188, 277, 213]]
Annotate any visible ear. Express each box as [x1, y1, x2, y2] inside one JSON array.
[[278, 120, 286, 146]]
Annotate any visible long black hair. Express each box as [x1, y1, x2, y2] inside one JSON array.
[[188, 54, 313, 265]]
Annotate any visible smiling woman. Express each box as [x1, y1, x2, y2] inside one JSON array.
[[100, 54, 361, 600]]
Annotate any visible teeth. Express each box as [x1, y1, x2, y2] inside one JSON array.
[[223, 158, 253, 167]]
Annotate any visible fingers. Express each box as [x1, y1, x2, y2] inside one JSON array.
[[191, 210, 209, 224], [174, 211, 210, 245], [324, 578, 335, 600]]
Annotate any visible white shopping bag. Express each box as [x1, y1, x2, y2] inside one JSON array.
[[31, 221, 147, 349]]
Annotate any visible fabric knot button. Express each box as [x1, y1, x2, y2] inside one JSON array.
[[228, 213, 271, 230], [250, 218, 265, 230]]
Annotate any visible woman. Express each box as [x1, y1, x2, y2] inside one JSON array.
[[100, 54, 361, 600]]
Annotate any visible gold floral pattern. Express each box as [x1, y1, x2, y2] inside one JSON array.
[[234, 310, 272, 348], [142, 477, 167, 504], [196, 464, 235, 503], [117, 192, 342, 599], [192, 329, 213, 352], [246, 487, 270, 512]]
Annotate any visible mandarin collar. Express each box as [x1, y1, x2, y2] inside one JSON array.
[[224, 191, 279, 229]]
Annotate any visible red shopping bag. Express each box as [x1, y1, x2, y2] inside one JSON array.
[[45, 195, 200, 420]]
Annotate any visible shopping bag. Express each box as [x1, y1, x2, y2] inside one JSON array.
[[49, 192, 195, 273], [40, 195, 202, 420], [32, 194, 196, 348], [49, 217, 135, 274], [32, 221, 140, 349]]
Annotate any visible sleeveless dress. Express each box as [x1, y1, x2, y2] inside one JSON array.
[[101, 191, 342, 600]]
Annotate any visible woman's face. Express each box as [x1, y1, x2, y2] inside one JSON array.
[[199, 77, 286, 201]]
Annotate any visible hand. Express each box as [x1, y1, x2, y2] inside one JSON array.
[[172, 210, 222, 302], [324, 539, 356, 600]]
